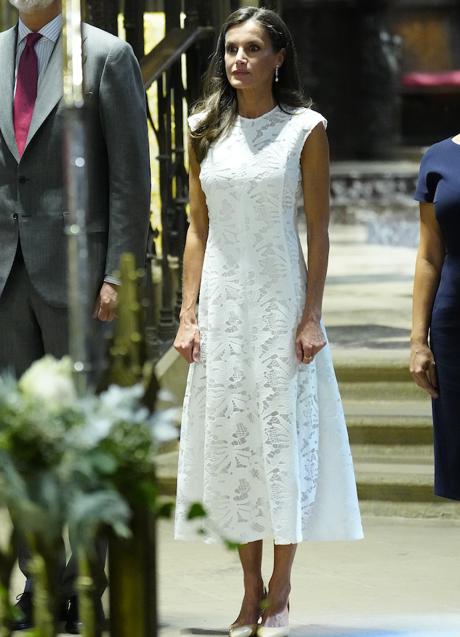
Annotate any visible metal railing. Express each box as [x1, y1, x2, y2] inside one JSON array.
[[137, 11, 214, 360]]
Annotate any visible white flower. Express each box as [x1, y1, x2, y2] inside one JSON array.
[[19, 356, 76, 408], [70, 384, 150, 450], [97, 384, 148, 423], [157, 388, 176, 403], [99, 384, 144, 412], [70, 416, 113, 449]]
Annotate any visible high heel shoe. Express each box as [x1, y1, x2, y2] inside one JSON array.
[[229, 625, 257, 637], [229, 588, 267, 637], [257, 626, 289, 637], [257, 601, 289, 637]]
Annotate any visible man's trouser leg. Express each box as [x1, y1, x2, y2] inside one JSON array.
[[0, 253, 107, 598]]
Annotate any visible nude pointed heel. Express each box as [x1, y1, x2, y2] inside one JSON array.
[[257, 601, 289, 637], [229, 587, 267, 637], [229, 625, 257, 637], [257, 629, 289, 637]]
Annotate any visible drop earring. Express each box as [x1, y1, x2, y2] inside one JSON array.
[[275, 65, 279, 83]]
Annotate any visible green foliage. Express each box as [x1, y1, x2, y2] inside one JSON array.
[[187, 502, 207, 520], [155, 500, 175, 519], [68, 490, 131, 551], [0, 357, 178, 550], [97, 419, 156, 497]]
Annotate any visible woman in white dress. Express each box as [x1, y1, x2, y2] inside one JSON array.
[[173, 7, 362, 636]]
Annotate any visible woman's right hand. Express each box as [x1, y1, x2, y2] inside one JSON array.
[[410, 342, 438, 398], [174, 315, 201, 363]]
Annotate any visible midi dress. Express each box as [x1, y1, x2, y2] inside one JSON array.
[[415, 138, 460, 500], [174, 105, 363, 544]]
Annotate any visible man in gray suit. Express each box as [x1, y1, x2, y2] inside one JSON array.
[[0, 0, 151, 631]]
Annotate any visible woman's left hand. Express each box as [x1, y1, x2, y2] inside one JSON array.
[[295, 318, 326, 364]]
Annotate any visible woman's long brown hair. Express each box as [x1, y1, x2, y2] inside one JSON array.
[[190, 6, 311, 163]]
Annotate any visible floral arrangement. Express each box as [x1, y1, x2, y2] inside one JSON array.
[[0, 355, 179, 637]]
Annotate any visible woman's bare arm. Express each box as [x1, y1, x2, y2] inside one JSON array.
[[174, 138, 209, 363], [410, 202, 444, 397], [295, 122, 330, 364]]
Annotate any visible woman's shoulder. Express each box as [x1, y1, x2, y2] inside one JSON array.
[[420, 137, 457, 164], [280, 105, 327, 130], [414, 138, 458, 203]]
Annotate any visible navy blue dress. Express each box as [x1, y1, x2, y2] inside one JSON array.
[[415, 137, 460, 500]]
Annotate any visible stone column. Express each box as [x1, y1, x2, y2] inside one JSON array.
[[355, 0, 401, 159], [283, 0, 401, 159]]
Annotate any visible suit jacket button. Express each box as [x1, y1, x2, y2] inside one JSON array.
[[12, 213, 18, 220], [19, 176, 27, 184]]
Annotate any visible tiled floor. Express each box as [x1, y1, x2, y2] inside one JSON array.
[[157, 516, 460, 637]]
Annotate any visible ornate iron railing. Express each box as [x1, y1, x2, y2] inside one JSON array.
[[136, 7, 214, 361]]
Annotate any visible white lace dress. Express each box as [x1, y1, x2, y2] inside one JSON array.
[[174, 105, 363, 544]]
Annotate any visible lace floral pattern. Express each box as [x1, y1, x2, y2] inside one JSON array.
[[175, 107, 363, 544]]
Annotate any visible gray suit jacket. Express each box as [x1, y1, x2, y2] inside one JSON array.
[[0, 22, 151, 307]]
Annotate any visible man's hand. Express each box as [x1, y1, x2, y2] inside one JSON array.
[[93, 282, 118, 322]]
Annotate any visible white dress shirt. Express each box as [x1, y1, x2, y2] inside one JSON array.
[[15, 14, 62, 88]]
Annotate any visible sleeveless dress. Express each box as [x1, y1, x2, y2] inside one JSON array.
[[415, 138, 460, 500], [174, 106, 363, 544]]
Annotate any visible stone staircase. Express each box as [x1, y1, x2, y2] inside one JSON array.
[[336, 351, 460, 519], [154, 347, 460, 519]]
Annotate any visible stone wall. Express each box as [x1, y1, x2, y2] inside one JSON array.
[[282, 0, 460, 155], [283, 0, 401, 160]]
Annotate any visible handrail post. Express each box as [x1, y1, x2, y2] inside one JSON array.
[[62, 0, 91, 394], [157, 71, 176, 341], [124, 0, 146, 60], [84, 0, 118, 35]]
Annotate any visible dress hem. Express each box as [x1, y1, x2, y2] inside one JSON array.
[[434, 488, 460, 501], [174, 531, 364, 545]]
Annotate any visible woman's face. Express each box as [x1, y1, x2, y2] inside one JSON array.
[[224, 19, 284, 93]]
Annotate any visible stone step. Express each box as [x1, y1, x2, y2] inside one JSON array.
[[340, 381, 428, 402], [355, 461, 435, 502], [333, 348, 411, 383], [359, 500, 460, 520], [351, 444, 433, 464], [343, 398, 431, 417], [157, 476, 177, 497], [346, 414, 432, 445], [156, 450, 179, 497]]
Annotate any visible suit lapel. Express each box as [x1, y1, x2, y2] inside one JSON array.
[[0, 26, 20, 163], [24, 26, 89, 154], [24, 33, 63, 153]]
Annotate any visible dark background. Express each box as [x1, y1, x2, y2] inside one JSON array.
[[2, 0, 460, 159]]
